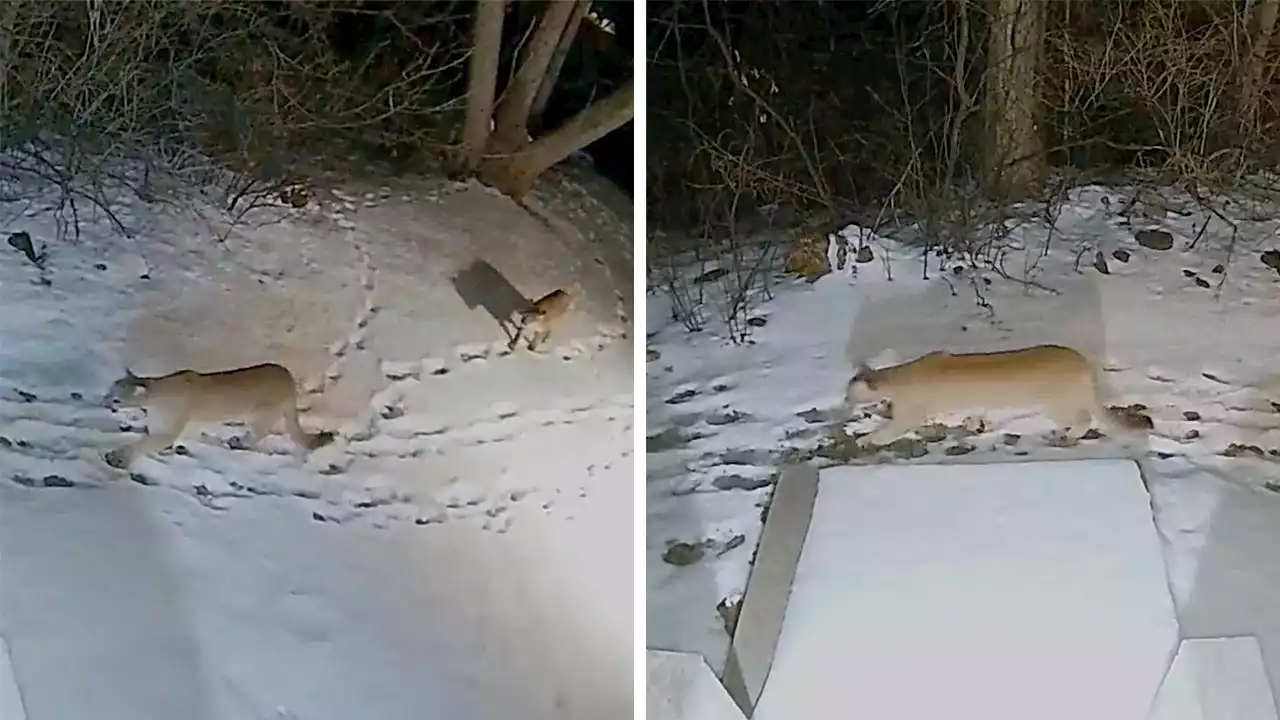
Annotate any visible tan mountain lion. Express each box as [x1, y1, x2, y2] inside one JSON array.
[[506, 282, 581, 352], [101, 363, 335, 469], [845, 344, 1152, 446]]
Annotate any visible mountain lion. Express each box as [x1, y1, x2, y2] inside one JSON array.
[[101, 363, 335, 469], [845, 344, 1152, 446], [507, 283, 581, 353]]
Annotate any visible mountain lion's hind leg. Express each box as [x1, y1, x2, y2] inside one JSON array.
[[1048, 405, 1094, 442], [525, 319, 551, 352], [246, 411, 280, 451]]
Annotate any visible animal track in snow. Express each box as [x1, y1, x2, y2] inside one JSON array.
[[301, 230, 380, 397]]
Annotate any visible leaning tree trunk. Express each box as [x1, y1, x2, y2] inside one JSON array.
[[983, 0, 1046, 199], [454, 0, 506, 176], [482, 78, 633, 198], [489, 0, 579, 154], [1242, 0, 1279, 135], [530, 0, 591, 134]]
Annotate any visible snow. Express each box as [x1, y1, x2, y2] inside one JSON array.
[[752, 460, 1178, 720], [647, 649, 746, 720], [0, 166, 633, 719], [1148, 637, 1278, 720], [646, 183, 1280, 707], [0, 637, 24, 720]]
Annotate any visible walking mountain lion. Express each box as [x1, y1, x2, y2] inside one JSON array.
[[101, 363, 335, 469], [845, 344, 1152, 447], [506, 282, 582, 353]]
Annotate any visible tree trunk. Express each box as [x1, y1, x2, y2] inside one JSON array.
[[530, 0, 591, 134], [490, 0, 578, 153], [1242, 0, 1279, 135], [453, 0, 506, 176], [983, 0, 1045, 199], [483, 78, 633, 199]]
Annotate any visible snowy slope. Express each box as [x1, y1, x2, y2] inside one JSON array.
[[0, 169, 633, 719], [646, 183, 1280, 705]]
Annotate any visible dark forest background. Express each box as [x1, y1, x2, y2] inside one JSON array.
[[648, 0, 1280, 256]]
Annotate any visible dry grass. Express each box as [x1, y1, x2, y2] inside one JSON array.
[[0, 1, 472, 242], [647, 0, 1280, 332]]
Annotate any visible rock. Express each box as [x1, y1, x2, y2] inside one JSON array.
[[720, 534, 747, 555], [694, 268, 729, 284], [1265, 482, 1280, 494], [959, 416, 986, 436], [1112, 249, 1131, 263], [815, 435, 873, 462], [665, 388, 698, 405], [746, 316, 767, 327], [1211, 263, 1225, 274], [1001, 433, 1021, 446], [663, 542, 705, 566], [707, 409, 748, 426], [1081, 428, 1104, 440], [717, 597, 741, 636], [646, 349, 660, 361], [41, 474, 74, 488], [795, 408, 827, 424], [855, 245, 874, 263], [886, 436, 929, 459], [1222, 442, 1265, 458], [646, 427, 691, 452], [1183, 410, 1201, 421], [1135, 229, 1175, 251], [6, 231, 40, 264], [103, 449, 127, 469], [1262, 249, 1280, 270], [711, 474, 773, 492], [943, 443, 975, 456], [1092, 251, 1110, 275], [1184, 429, 1200, 440], [1194, 276, 1211, 289], [1182, 269, 1197, 278], [916, 424, 949, 443]]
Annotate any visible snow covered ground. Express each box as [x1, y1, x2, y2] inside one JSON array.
[[646, 183, 1280, 703], [0, 162, 633, 719]]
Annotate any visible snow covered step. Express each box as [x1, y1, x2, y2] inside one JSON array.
[[1148, 637, 1278, 720], [647, 649, 746, 720], [747, 460, 1180, 720], [0, 636, 27, 720]]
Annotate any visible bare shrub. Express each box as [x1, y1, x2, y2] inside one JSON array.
[[0, 1, 473, 242], [650, 0, 1280, 325]]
